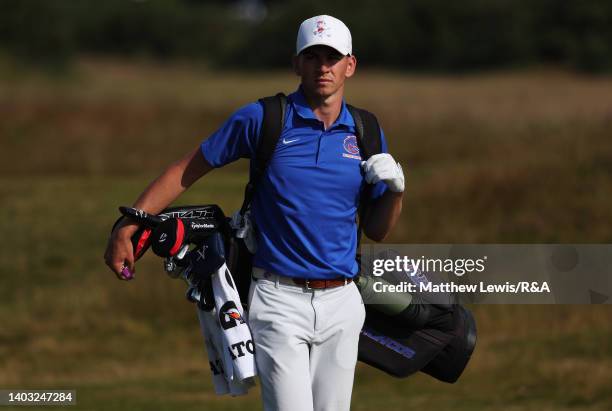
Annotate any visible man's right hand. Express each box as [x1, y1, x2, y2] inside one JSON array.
[[104, 221, 139, 280]]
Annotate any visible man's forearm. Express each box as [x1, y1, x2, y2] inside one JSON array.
[[106, 146, 213, 277], [132, 164, 190, 213], [115, 147, 213, 234], [362, 190, 403, 242], [134, 146, 213, 213]]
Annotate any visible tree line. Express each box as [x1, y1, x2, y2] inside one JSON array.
[[1, 0, 611, 72]]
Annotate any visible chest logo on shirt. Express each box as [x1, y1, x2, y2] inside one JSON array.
[[282, 137, 299, 145], [342, 135, 361, 160]]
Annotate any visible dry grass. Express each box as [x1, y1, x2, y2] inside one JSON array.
[[1, 59, 611, 410]]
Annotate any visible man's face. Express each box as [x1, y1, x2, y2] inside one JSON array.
[[293, 45, 356, 99]]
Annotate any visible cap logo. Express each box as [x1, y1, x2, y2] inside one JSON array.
[[313, 20, 331, 38]]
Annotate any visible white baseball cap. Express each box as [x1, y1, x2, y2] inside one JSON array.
[[296, 15, 352, 56]]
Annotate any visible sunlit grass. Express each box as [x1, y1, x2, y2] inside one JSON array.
[[1, 60, 611, 410]]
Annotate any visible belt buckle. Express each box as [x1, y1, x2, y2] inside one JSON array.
[[304, 279, 312, 290]]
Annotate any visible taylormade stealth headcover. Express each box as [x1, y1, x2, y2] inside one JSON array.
[[151, 218, 186, 257]]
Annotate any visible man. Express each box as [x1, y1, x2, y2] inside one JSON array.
[[105, 15, 404, 411]]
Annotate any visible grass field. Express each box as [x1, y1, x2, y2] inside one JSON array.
[[1, 59, 611, 410]]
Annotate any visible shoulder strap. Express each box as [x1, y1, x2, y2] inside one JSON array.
[[346, 104, 383, 247], [346, 105, 382, 160], [239, 93, 287, 215]]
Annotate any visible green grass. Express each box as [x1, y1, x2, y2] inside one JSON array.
[[1, 59, 612, 410]]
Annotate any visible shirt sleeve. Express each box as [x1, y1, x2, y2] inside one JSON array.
[[200, 102, 264, 168], [369, 127, 390, 201]]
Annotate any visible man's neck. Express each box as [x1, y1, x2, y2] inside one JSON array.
[[302, 87, 344, 130]]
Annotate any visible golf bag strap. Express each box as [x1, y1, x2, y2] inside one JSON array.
[[347, 105, 383, 247], [239, 93, 287, 215], [348, 105, 382, 160]]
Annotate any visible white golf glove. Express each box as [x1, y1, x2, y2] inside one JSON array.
[[361, 153, 405, 193]]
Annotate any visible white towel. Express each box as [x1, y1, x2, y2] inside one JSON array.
[[197, 307, 253, 396], [211, 262, 256, 381], [196, 262, 256, 396]]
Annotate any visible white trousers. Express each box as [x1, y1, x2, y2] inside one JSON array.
[[247, 270, 366, 411]]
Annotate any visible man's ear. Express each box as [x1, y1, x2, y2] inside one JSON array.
[[345, 55, 357, 78], [292, 55, 301, 76]]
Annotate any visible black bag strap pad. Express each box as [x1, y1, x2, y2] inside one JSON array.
[[239, 93, 287, 215], [347, 105, 382, 160], [346, 105, 383, 246]]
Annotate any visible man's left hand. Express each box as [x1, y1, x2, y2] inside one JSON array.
[[361, 153, 405, 193]]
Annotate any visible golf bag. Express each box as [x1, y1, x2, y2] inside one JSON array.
[[356, 272, 477, 383], [113, 204, 234, 310]]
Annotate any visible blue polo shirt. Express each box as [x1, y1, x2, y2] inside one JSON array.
[[201, 87, 388, 279]]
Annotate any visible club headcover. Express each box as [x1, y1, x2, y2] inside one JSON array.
[[111, 204, 227, 261], [151, 218, 186, 258]]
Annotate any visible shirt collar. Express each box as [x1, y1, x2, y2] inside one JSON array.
[[289, 86, 355, 129]]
